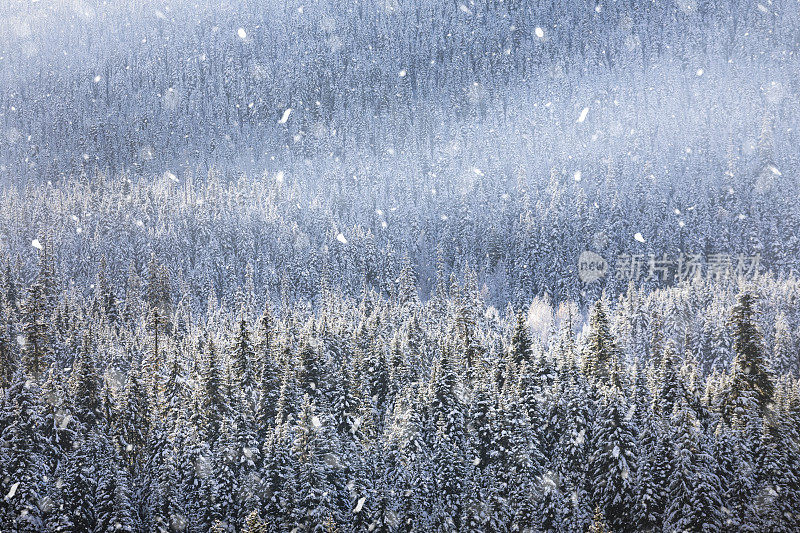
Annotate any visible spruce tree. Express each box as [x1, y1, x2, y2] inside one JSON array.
[[589, 388, 639, 533], [585, 299, 621, 386], [729, 291, 774, 416], [0, 370, 48, 532]]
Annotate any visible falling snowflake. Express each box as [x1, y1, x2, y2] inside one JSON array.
[[577, 107, 589, 123], [634, 232, 645, 243], [5, 482, 20, 499], [336, 233, 348, 244], [237, 28, 247, 39], [278, 108, 292, 124], [354, 496, 366, 513], [535, 27, 544, 38], [31, 239, 43, 250]]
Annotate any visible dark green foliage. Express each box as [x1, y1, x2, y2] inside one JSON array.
[[0, 261, 799, 532]]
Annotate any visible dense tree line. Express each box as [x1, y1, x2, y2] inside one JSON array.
[[0, 158, 799, 312], [1, 251, 799, 531], [1, 0, 799, 191], [2, 0, 800, 530]]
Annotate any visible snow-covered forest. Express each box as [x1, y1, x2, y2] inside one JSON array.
[[1, 0, 800, 531]]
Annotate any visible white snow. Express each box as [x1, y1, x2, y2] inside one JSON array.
[[612, 445, 620, 458], [5, 481, 19, 500], [634, 232, 645, 243], [757, 4, 769, 13], [696, 68, 704, 76], [237, 28, 247, 39], [275, 170, 285, 184], [458, 4, 472, 15], [575, 429, 585, 445], [674, 208, 681, 215], [577, 107, 589, 123], [767, 164, 781, 176], [311, 415, 322, 428], [93, 75, 102, 83], [165, 171, 178, 183], [472, 167, 484, 176], [336, 233, 348, 244], [398, 69, 407, 78], [535, 27, 544, 38], [31, 239, 43, 250], [278, 108, 292, 124], [573, 170, 582, 182], [354, 496, 366, 513]]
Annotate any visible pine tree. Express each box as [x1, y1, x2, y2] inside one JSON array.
[[728, 291, 774, 417], [0, 304, 15, 390], [297, 339, 323, 400], [51, 433, 97, 533], [146, 256, 171, 362], [232, 313, 256, 396], [585, 298, 621, 386], [664, 397, 723, 532], [555, 371, 593, 532], [70, 333, 102, 428], [291, 395, 336, 532], [21, 279, 53, 380], [589, 387, 639, 533], [0, 370, 48, 532], [510, 310, 533, 368], [119, 360, 151, 472], [195, 335, 228, 443], [654, 340, 681, 418], [95, 434, 136, 532]]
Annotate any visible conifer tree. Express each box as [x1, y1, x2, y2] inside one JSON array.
[[70, 333, 102, 428], [590, 388, 639, 533], [664, 397, 723, 532], [585, 299, 621, 386], [0, 370, 49, 532], [729, 291, 774, 416]]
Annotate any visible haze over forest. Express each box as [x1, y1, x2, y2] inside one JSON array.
[[1, 1, 800, 532]]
